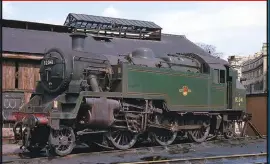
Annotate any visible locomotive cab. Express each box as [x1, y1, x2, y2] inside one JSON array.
[[210, 65, 246, 111]]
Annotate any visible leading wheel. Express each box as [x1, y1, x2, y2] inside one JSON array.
[[48, 126, 76, 156], [106, 129, 138, 150]]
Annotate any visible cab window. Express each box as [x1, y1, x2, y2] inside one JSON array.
[[213, 69, 225, 84], [213, 69, 219, 84], [220, 70, 225, 83]]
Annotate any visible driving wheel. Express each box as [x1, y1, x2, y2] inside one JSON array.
[[188, 121, 210, 143], [107, 129, 138, 150], [152, 115, 177, 146]]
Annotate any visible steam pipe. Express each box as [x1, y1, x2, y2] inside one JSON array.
[[88, 75, 100, 92]]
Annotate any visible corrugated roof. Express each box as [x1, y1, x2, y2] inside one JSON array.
[[64, 13, 162, 30], [2, 27, 228, 65]]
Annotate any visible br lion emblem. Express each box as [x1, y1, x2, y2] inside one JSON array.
[[179, 86, 191, 96]]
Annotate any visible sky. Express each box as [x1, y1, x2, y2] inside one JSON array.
[[3, 2, 267, 59]]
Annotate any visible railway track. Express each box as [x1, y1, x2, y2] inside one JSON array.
[[3, 136, 266, 164], [2, 135, 265, 156], [119, 153, 267, 164]]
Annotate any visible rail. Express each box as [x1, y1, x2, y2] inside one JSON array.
[[119, 153, 267, 164]]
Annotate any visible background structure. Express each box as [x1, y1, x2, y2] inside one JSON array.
[[228, 43, 268, 95]]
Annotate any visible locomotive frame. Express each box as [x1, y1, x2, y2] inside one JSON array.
[[12, 32, 250, 156]]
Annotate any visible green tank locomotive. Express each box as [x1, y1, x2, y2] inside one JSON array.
[[12, 32, 249, 156]]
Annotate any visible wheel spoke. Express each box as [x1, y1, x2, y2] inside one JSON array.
[[116, 134, 122, 145]]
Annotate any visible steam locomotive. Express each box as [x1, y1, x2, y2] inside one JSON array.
[[13, 32, 249, 156]]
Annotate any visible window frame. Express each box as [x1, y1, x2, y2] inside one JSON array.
[[213, 69, 219, 84], [212, 69, 226, 84], [219, 69, 226, 83]]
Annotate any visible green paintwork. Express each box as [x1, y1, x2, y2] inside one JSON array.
[[210, 84, 226, 107], [126, 66, 208, 105], [209, 68, 226, 110], [49, 62, 246, 121], [120, 64, 245, 112], [234, 89, 246, 111]]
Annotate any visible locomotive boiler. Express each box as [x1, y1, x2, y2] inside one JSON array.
[[13, 32, 249, 156]]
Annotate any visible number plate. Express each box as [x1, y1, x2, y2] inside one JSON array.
[[43, 59, 55, 66]]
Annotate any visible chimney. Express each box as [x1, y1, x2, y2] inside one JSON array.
[[70, 32, 87, 51]]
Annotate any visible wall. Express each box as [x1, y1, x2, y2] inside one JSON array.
[[18, 62, 40, 103], [2, 56, 41, 103], [2, 54, 41, 125], [246, 93, 267, 136], [2, 54, 41, 138]]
